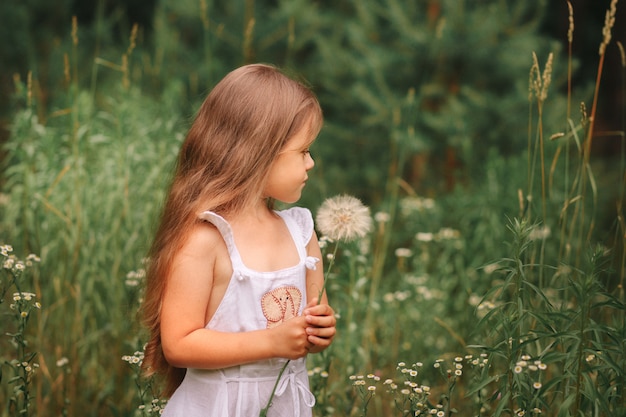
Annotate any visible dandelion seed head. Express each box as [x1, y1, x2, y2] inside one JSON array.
[[316, 195, 372, 241]]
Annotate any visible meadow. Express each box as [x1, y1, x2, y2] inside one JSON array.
[[1, 1, 624, 416]]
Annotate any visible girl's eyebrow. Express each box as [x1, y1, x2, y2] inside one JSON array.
[[281, 136, 316, 153]]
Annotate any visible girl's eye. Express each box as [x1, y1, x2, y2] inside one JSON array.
[[303, 149, 311, 156]]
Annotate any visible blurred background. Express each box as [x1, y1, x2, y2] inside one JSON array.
[[0, 1, 624, 416], [0, 0, 624, 199]]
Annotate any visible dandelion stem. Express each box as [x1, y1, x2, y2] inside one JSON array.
[[259, 360, 290, 417], [318, 242, 339, 303], [261, 241, 337, 416]]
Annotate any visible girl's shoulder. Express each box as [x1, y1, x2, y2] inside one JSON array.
[[185, 219, 226, 254]]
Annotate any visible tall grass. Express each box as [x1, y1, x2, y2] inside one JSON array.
[[0, 2, 624, 416], [1, 20, 184, 414]]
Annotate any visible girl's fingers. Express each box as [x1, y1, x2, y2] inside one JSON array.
[[307, 333, 334, 348], [303, 302, 334, 317], [305, 312, 336, 328], [306, 323, 336, 339]]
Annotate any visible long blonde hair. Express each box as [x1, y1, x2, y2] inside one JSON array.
[[141, 64, 323, 396]]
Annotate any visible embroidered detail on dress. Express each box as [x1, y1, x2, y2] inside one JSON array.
[[261, 285, 303, 329], [304, 256, 320, 271]]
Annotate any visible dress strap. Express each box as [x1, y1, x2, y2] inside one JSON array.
[[198, 211, 244, 267]]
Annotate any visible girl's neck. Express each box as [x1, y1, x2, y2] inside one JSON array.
[[225, 199, 277, 225]]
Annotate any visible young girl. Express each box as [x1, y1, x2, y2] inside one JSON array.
[[141, 64, 336, 417]]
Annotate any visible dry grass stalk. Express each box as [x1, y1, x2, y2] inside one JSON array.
[[540, 53, 554, 102], [71, 16, 78, 47], [599, 0, 618, 56], [529, 52, 540, 101], [567, 2, 574, 44]]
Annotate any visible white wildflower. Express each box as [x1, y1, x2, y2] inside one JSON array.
[[415, 232, 434, 242], [395, 248, 413, 258], [374, 212, 390, 223]]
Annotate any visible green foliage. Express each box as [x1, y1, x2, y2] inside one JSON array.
[[1, 78, 183, 414], [0, 246, 41, 416], [0, 0, 624, 416]]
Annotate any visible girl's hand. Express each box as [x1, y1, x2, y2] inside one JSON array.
[[270, 316, 311, 360], [302, 298, 336, 353]]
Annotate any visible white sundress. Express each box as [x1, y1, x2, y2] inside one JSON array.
[[161, 207, 319, 417]]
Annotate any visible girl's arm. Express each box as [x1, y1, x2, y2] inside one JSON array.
[[303, 231, 337, 353], [160, 223, 310, 370]]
